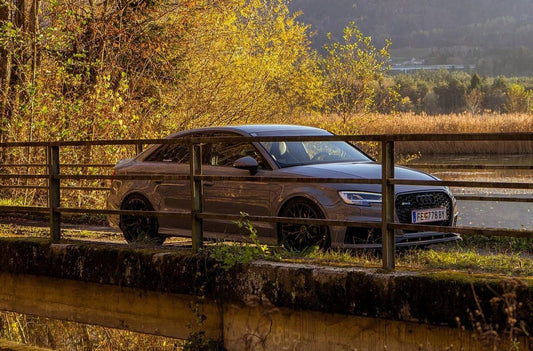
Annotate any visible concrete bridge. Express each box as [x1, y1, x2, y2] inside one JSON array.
[[0, 237, 531, 350]]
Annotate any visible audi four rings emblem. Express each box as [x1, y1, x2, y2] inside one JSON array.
[[416, 194, 435, 206]]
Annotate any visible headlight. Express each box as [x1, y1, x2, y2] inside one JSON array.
[[339, 191, 382, 206]]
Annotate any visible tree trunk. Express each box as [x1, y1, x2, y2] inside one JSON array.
[[0, 0, 38, 144], [0, 1, 13, 145]]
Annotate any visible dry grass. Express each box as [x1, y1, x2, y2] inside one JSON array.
[[299, 112, 533, 154], [0, 312, 183, 351], [359, 112, 533, 134]]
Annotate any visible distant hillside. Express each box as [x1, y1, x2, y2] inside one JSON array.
[[290, 0, 533, 76]]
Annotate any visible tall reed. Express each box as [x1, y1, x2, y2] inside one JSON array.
[[299, 112, 533, 154]]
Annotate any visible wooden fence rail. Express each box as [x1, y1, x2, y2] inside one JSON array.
[[1, 132, 532, 270]]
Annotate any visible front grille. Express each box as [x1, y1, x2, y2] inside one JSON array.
[[395, 191, 453, 226]]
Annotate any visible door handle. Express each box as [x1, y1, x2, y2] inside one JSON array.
[[204, 181, 215, 187]]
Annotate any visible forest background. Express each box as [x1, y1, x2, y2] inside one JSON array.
[[1, 0, 532, 147], [292, 0, 533, 77]]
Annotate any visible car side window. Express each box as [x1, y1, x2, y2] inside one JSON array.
[[208, 141, 263, 167], [144, 143, 190, 163], [143, 132, 268, 168]]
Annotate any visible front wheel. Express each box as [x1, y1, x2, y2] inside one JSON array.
[[120, 194, 165, 245], [278, 198, 330, 251]]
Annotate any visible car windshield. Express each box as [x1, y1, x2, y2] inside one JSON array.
[[261, 141, 371, 168]]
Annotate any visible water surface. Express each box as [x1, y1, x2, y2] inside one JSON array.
[[406, 154, 533, 230]]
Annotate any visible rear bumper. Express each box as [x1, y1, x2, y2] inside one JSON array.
[[106, 199, 120, 230]]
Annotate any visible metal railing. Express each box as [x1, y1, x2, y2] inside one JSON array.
[[1, 132, 532, 270]]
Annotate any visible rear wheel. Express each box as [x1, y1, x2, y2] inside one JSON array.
[[120, 194, 164, 245], [278, 198, 330, 251]]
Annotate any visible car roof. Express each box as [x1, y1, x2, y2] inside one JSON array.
[[167, 124, 333, 138]]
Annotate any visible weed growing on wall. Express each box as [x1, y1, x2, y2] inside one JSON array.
[[463, 279, 531, 350], [209, 213, 278, 270]]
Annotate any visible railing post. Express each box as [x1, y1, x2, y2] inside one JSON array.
[[381, 140, 395, 270], [48, 145, 61, 242], [190, 143, 203, 252], [135, 143, 143, 155]]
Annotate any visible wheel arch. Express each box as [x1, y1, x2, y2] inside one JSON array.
[[119, 192, 157, 230], [119, 192, 164, 244], [275, 195, 330, 246], [276, 195, 327, 219], [120, 191, 154, 210]]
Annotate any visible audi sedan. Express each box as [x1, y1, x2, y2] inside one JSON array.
[[107, 125, 460, 250]]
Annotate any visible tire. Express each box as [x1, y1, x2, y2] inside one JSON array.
[[278, 198, 330, 251], [120, 194, 164, 245]]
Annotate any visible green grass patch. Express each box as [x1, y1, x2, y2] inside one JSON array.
[[268, 245, 533, 277], [1, 220, 532, 277], [460, 235, 533, 254], [399, 249, 533, 276]]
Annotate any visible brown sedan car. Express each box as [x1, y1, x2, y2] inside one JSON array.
[[107, 125, 460, 250]]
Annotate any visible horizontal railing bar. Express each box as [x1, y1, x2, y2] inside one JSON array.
[[61, 164, 116, 168], [57, 209, 383, 228], [197, 212, 383, 228], [1, 164, 114, 168], [0, 174, 48, 179], [403, 164, 533, 170], [391, 179, 533, 190], [381, 132, 533, 142], [0, 164, 47, 168], [0, 185, 110, 191], [390, 222, 532, 239], [62, 187, 111, 192], [198, 175, 382, 184], [5, 163, 531, 171], [52, 174, 383, 184], [455, 195, 533, 202], [5, 173, 531, 190], [0, 206, 49, 213], [1, 132, 533, 147], [57, 207, 190, 218], [1, 185, 529, 202], [0, 185, 47, 189], [56, 174, 190, 181], [0, 139, 161, 147]]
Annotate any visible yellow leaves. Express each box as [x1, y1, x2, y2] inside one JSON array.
[[322, 22, 396, 122], [168, 0, 324, 127]]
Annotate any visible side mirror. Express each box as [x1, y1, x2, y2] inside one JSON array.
[[233, 156, 259, 175]]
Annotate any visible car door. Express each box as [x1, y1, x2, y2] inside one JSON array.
[[142, 140, 191, 233], [201, 134, 278, 240]]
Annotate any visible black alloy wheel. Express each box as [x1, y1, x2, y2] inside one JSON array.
[[120, 194, 164, 245], [279, 198, 330, 251]]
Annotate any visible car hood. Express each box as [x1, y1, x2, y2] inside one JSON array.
[[278, 161, 437, 180], [275, 161, 445, 194]]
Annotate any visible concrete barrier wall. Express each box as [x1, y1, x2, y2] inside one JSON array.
[[0, 238, 531, 350]]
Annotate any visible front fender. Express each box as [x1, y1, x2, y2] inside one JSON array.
[[274, 184, 340, 218]]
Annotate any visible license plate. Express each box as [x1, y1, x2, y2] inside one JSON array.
[[411, 207, 447, 223]]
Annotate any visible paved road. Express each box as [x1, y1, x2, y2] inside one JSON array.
[[457, 198, 532, 230], [414, 154, 533, 231]]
